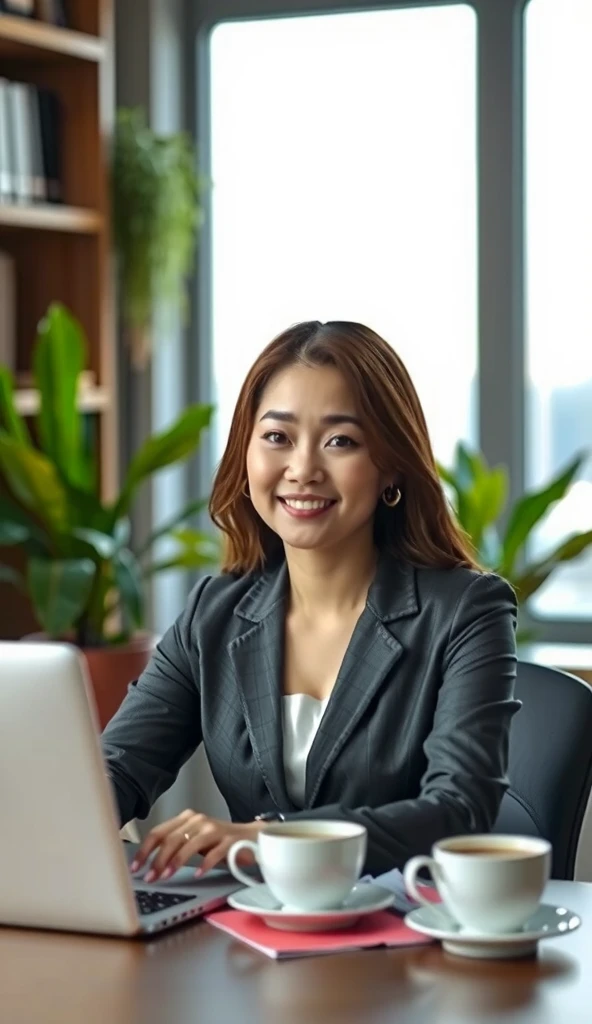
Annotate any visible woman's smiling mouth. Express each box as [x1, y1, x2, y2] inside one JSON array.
[[277, 496, 337, 518]]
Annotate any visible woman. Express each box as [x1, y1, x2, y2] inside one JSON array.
[[102, 320, 519, 883]]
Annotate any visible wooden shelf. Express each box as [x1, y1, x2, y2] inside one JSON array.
[[0, 1, 117, 639], [0, 203, 103, 234], [0, 14, 105, 62], [13, 385, 110, 416]]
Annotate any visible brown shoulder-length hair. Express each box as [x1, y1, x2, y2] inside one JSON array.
[[209, 320, 478, 575]]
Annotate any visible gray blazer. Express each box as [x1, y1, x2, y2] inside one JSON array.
[[102, 554, 519, 875]]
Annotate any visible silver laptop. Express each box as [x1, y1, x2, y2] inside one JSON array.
[[0, 641, 240, 936]]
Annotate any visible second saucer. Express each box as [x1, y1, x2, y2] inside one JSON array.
[[405, 902, 582, 959]]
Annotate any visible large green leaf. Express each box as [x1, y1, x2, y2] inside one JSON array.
[[28, 557, 96, 636], [114, 404, 213, 520], [33, 303, 93, 492], [0, 564, 24, 589], [136, 497, 209, 557], [500, 454, 586, 577], [466, 468, 507, 559], [437, 462, 459, 492], [113, 517, 132, 550], [144, 527, 220, 576], [113, 547, 144, 631], [0, 520, 28, 545], [0, 367, 31, 445], [511, 530, 592, 602], [454, 442, 481, 492], [0, 496, 50, 553], [70, 527, 118, 560], [66, 485, 110, 532], [479, 467, 508, 527], [0, 432, 69, 534], [479, 527, 503, 571]]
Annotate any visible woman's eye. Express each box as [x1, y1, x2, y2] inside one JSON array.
[[327, 435, 358, 448], [262, 431, 288, 445]]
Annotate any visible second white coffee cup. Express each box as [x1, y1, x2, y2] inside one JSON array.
[[227, 819, 367, 911], [403, 833, 552, 934]]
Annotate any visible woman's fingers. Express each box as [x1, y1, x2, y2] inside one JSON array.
[[198, 839, 231, 878], [129, 813, 259, 882], [140, 818, 223, 881], [129, 809, 197, 873], [148, 820, 218, 880], [144, 829, 194, 881]]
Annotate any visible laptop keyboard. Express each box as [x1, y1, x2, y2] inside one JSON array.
[[135, 889, 195, 917]]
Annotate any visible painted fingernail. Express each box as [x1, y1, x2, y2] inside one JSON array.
[[161, 866, 174, 880], [194, 867, 203, 878], [144, 869, 157, 883], [129, 860, 139, 873]]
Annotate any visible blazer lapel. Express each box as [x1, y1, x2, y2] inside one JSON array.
[[304, 556, 419, 807], [227, 554, 420, 812], [228, 563, 294, 812]]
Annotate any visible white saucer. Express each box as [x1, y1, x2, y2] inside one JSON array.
[[405, 902, 582, 959], [227, 882, 394, 932]]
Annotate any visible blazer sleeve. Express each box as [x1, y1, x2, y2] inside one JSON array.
[[284, 572, 521, 875], [101, 577, 209, 826]]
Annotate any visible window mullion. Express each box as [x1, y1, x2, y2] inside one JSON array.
[[476, 0, 526, 512]]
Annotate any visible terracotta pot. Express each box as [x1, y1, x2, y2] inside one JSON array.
[[23, 632, 155, 731], [81, 634, 155, 730]]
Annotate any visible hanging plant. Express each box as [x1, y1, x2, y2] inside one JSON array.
[[111, 107, 206, 369]]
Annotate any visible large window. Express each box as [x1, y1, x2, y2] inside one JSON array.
[[525, 0, 592, 618], [209, 5, 477, 465]]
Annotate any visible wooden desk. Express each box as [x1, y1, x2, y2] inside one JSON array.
[[1, 880, 591, 1024]]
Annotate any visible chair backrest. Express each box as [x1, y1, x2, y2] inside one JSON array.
[[493, 660, 592, 880]]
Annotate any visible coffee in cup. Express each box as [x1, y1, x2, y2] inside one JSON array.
[[227, 820, 367, 911], [403, 834, 551, 934]]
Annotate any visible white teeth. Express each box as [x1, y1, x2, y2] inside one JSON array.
[[283, 499, 333, 511]]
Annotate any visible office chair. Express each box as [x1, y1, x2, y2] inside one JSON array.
[[493, 660, 592, 880]]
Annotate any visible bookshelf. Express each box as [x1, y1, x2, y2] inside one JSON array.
[[0, 201, 103, 230], [0, 0, 117, 637], [13, 382, 109, 415], [0, 13, 107, 62]]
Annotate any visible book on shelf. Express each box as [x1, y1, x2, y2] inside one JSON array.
[[0, 80, 11, 199], [0, 0, 69, 24], [34, 0, 68, 26], [0, 250, 16, 371], [0, 77, 62, 205], [0, 0, 35, 17]]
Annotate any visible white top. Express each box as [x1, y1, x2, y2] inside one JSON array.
[[282, 693, 329, 807]]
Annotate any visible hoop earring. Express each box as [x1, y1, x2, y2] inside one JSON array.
[[382, 485, 402, 508], [241, 482, 251, 499]]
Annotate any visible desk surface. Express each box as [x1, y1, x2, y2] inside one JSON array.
[[1, 880, 591, 1024]]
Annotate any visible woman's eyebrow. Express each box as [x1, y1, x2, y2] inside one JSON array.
[[259, 410, 362, 426]]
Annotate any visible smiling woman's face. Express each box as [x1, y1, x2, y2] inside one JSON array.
[[245, 362, 389, 556]]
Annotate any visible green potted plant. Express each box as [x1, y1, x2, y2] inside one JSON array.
[[438, 442, 592, 634], [0, 303, 218, 727], [111, 106, 206, 368]]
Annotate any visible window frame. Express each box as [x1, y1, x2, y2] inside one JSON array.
[[181, 0, 590, 642]]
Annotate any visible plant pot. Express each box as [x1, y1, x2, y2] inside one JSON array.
[[23, 632, 155, 731], [81, 634, 156, 730]]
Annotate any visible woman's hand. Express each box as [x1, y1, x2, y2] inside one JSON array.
[[129, 810, 263, 881]]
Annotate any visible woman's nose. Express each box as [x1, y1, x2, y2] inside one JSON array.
[[285, 445, 324, 484]]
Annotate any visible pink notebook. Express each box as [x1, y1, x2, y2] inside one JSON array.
[[205, 909, 434, 960]]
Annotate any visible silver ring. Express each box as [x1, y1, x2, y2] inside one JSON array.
[[183, 832, 191, 842]]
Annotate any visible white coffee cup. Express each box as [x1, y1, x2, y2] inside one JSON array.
[[227, 820, 367, 911], [403, 834, 551, 934]]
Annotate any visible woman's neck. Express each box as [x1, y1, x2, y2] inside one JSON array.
[[284, 537, 378, 621]]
